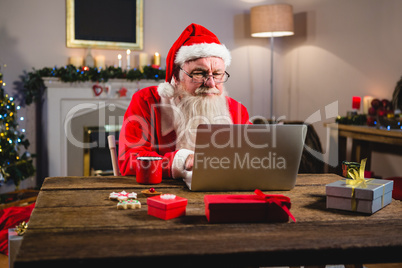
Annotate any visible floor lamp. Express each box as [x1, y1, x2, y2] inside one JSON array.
[[250, 4, 294, 121]]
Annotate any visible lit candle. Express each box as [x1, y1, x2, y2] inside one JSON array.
[[95, 55, 105, 69], [352, 96, 361, 110], [363, 96, 374, 114], [139, 53, 148, 72], [126, 49, 131, 70], [69, 56, 83, 67], [153, 52, 161, 67], [118, 54, 122, 68]]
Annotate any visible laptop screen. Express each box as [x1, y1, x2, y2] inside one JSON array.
[[185, 124, 307, 191]]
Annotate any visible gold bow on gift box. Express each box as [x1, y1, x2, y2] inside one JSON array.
[[16, 221, 28, 236], [346, 158, 369, 211], [346, 158, 368, 188]]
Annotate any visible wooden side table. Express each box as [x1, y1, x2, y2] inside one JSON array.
[[325, 123, 402, 174]]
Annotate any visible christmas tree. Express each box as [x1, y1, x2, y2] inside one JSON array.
[[0, 68, 35, 187]]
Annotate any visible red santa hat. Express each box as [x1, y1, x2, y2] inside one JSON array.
[[157, 23, 231, 99]]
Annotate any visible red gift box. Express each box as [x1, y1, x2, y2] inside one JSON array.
[[147, 194, 187, 220], [204, 190, 295, 223]]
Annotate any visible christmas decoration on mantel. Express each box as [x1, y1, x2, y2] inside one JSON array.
[[21, 65, 166, 105], [0, 70, 35, 187]]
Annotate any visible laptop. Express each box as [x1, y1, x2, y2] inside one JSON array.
[[183, 124, 307, 191]]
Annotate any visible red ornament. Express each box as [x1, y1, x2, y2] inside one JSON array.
[[149, 187, 155, 193], [368, 107, 377, 116], [105, 84, 111, 94], [371, 99, 381, 109], [378, 107, 386, 117], [381, 99, 390, 109]]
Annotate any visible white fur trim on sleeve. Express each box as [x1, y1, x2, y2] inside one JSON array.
[[157, 82, 175, 99], [172, 149, 194, 179], [175, 43, 231, 67]]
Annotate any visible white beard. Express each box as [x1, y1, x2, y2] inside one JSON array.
[[173, 85, 233, 151]]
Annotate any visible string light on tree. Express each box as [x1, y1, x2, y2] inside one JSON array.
[[0, 65, 35, 187]]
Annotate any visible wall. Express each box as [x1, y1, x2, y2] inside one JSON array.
[[279, 0, 402, 178], [0, 0, 401, 186]]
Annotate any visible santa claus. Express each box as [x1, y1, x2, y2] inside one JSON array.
[[118, 23, 250, 179]]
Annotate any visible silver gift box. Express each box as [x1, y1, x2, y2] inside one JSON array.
[[326, 179, 393, 214]]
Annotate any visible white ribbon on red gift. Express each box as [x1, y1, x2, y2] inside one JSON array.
[[254, 189, 296, 222]]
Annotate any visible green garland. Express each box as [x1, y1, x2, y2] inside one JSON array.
[[21, 65, 166, 105]]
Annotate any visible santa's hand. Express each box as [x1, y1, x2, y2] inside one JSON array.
[[185, 154, 194, 171], [183, 170, 193, 186], [172, 149, 194, 179]]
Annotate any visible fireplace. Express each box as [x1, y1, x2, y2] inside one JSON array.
[[43, 78, 157, 177], [83, 125, 120, 176], [66, 102, 126, 176]]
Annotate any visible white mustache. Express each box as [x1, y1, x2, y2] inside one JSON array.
[[194, 87, 220, 95]]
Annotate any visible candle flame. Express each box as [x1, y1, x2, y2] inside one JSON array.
[[118, 54, 122, 59], [126, 49, 131, 55]]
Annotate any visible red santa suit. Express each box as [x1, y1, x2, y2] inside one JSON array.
[[118, 86, 250, 178], [118, 23, 251, 178]]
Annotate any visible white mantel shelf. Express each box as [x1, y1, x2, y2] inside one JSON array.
[[43, 77, 159, 97], [43, 78, 159, 177]]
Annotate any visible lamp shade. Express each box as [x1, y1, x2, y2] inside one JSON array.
[[251, 4, 294, 38]]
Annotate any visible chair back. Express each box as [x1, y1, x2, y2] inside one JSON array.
[[108, 135, 120, 176]]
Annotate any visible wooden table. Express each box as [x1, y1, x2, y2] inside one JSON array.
[[326, 123, 402, 173], [14, 174, 402, 268]]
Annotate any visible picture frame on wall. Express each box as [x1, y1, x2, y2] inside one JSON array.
[[66, 0, 143, 50]]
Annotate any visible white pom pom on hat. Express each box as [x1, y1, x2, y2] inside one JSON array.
[[157, 82, 175, 99]]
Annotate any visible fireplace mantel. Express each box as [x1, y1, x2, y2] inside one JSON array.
[[43, 78, 158, 177]]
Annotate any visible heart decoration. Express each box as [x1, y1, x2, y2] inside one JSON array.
[[92, 84, 103, 96]]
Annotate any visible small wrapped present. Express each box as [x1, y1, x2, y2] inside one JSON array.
[[147, 194, 187, 220], [342, 161, 361, 178], [342, 160, 373, 178], [204, 189, 296, 223], [327, 159, 393, 214]]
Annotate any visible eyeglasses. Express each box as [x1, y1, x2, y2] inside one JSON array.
[[180, 67, 230, 84]]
